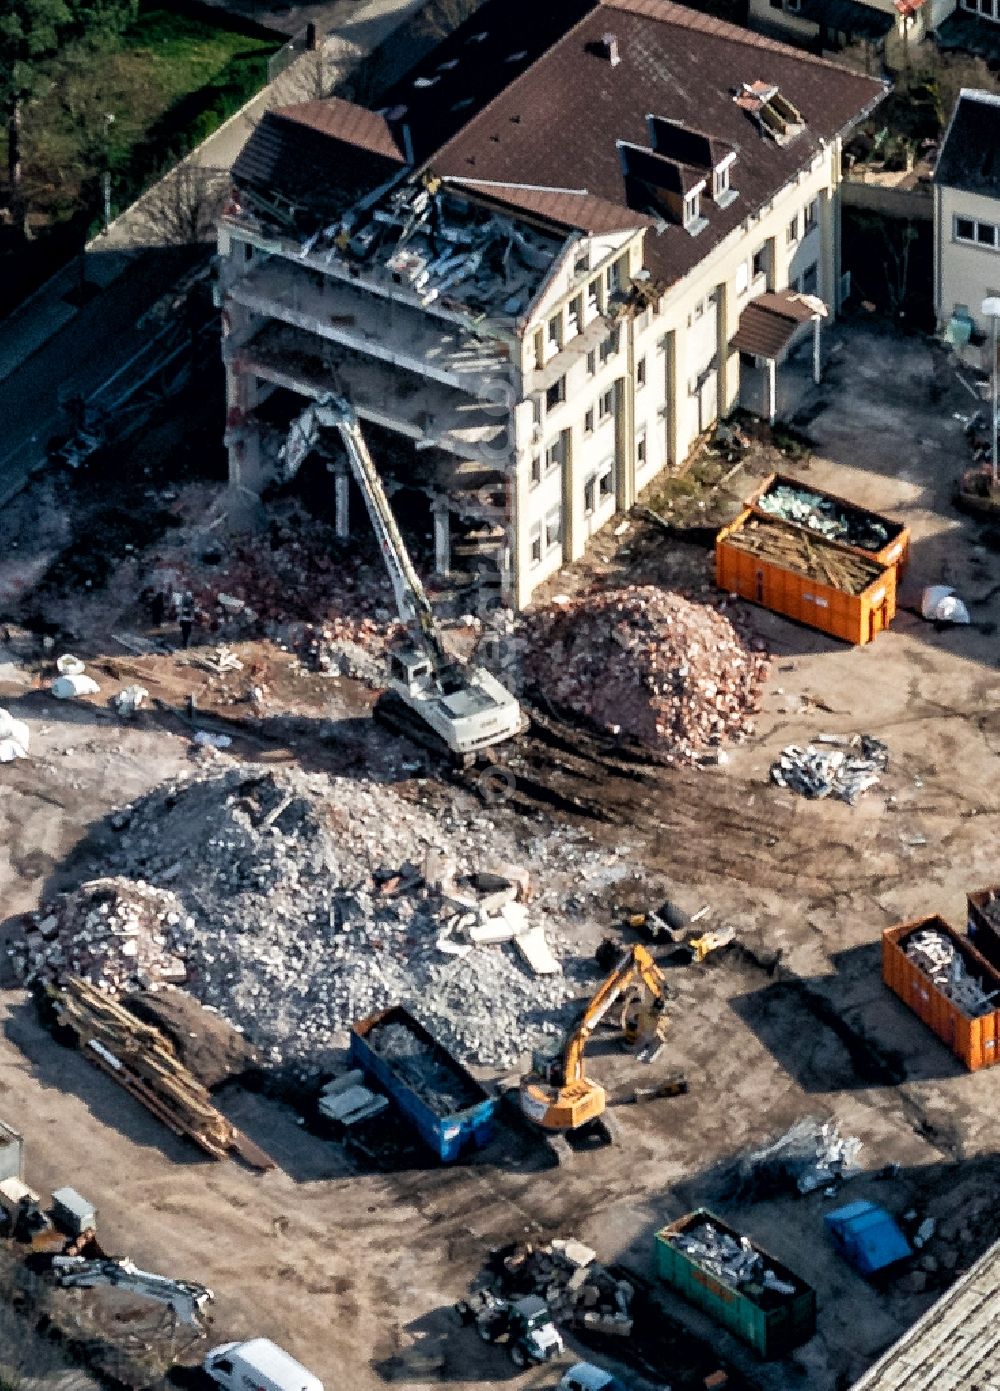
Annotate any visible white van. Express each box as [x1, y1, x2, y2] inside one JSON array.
[[203, 1339, 324, 1391], [558, 1362, 626, 1391]]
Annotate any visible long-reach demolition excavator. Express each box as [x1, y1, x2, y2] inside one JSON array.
[[519, 943, 672, 1144], [280, 394, 523, 760]]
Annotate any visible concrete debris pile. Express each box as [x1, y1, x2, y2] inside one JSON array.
[[524, 587, 769, 760], [493, 1239, 634, 1336], [770, 735, 888, 804], [738, 1117, 862, 1196], [16, 767, 579, 1069], [669, 1222, 796, 1298], [757, 483, 891, 551], [150, 506, 400, 668], [15, 879, 190, 993], [905, 928, 997, 1018]]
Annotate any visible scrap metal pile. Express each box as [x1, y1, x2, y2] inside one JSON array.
[[736, 1117, 863, 1196], [770, 735, 888, 804], [523, 587, 769, 760], [905, 928, 997, 1018], [668, 1222, 796, 1300], [757, 482, 892, 552], [366, 1018, 479, 1117], [725, 516, 882, 594], [12, 767, 583, 1070], [490, 1238, 634, 1337]]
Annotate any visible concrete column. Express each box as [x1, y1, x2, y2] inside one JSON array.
[[225, 367, 268, 516], [716, 281, 735, 418], [812, 316, 822, 385], [562, 432, 579, 561], [767, 359, 777, 424], [333, 463, 350, 539], [664, 328, 680, 468], [614, 375, 633, 512], [432, 499, 450, 576]]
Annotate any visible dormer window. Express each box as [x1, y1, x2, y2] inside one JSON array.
[[684, 190, 700, 226], [714, 165, 729, 199]]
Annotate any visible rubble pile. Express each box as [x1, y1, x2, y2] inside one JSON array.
[[668, 1222, 796, 1301], [492, 1239, 634, 1336], [523, 587, 769, 759], [770, 735, 888, 804], [737, 1118, 863, 1196], [149, 507, 402, 674], [17, 879, 190, 993], [757, 482, 892, 552], [905, 928, 997, 1018], [13, 767, 580, 1069]]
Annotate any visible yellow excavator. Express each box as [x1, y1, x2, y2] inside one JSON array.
[[519, 943, 671, 1138]]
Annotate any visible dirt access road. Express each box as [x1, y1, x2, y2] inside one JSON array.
[[0, 320, 999, 1391]]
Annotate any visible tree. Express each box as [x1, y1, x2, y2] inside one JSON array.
[[0, 0, 135, 221], [132, 162, 229, 245]]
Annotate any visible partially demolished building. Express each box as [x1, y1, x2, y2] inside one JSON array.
[[218, 0, 883, 607]]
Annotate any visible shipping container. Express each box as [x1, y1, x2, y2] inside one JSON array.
[[653, 1209, 816, 1359], [716, 510, 896, 645], [882, 916, 1000, 1071], [746, 472, 910, 575], [966, 885, 1000, 973], [349, 1006, 496, 1163]]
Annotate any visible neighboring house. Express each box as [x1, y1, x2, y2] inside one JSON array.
[[753, 0, 1000, 58], [749, 0, 945, 52], [218, 0, 883, 609], [933, 88, 1000, 358]]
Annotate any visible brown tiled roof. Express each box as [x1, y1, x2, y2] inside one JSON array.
[[731, 290, 820, 358], [232, 108, 404, 219], [273, 97, 405, 161], [430, 0, 885, 285], [449, 180, 653, 235]]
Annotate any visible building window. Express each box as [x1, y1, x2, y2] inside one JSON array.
[[955, 215, 999, 247], [584, 408, 595, 434], [568, 295, 583, 336], [546, 376, 566, 411], [786, 214, 799, 246], [752, 246, 768, 280], [598, 388, 614, 420], [636, 356, 647, 388], [636, 428, 647, 468], [547, 313, 562, 350], [545, 430, 568, 473], [531, 396, 542, 426], [735, 261, 749, 296], [587, 278, 601, 313], [529, 522, 543, 566], [802, 262, 818, 295], [714, 164, 730, 199], [530, 455, 542, 487], [533, 328, 545, 370], [544, 504, 561, 553], [683, 190, 701, 228], [607, 254, 628, 296], [584, 458, 614, 516], [587, 349, 597, 376], [574, 250, 590, 277], [803, 198, 819, 234], [599, 327, 620, 364]]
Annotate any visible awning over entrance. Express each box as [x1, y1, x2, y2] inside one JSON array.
[[794, 0, 896, 40], [731, 290, 826, 360]]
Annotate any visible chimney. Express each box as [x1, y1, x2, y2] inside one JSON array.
[[603, 32, 621, 66]]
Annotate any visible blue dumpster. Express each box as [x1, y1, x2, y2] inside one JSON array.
[[824, 1201, 911, 1276]]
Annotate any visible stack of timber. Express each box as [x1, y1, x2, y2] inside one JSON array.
[[716, 510, 895, 644], [46, 978, 274, 1169]]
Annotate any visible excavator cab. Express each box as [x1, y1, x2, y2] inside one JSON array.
[[389, 647, 435, 696]]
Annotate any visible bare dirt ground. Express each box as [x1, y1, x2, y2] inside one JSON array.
[[1, 320, 999, 1391]]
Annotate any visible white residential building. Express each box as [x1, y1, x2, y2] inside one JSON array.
[[218, 0, 883, 609]]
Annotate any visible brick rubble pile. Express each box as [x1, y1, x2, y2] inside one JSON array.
[[523, 586, 769, 759], [12, 767, 587, 1071], [491, 1238, 634, 1337], [17, 879, 189, 993]]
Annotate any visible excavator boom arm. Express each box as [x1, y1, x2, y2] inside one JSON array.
[[557, 943, 666, 1086]]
